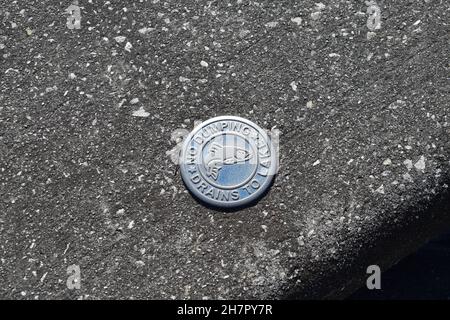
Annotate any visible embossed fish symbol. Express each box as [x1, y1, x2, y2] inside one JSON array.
[[205, 142, 252, 180]]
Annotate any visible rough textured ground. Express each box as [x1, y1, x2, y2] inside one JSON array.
[[0, 0, 449, 299]]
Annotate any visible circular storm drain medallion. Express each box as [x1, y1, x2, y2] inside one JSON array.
[[180, 116, 277, 208]]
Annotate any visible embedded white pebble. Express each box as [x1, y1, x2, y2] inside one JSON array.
[[315, 2, 326, 10], [414, 156, 426, 171], [132, 107, 150, 118], [114, 36, 126, 43], [40, 272, 48, 283], [138, 27, 154, 34], [136, 261, 145, 267], [200, 60, 209, 68], [124, 42, 133, 52], [375, 185, 385, 194], [404, 159, 413, 170], [388, 100, 406, 110], [265, 21, 278, 28], [290, 81, 298, 91], [383, 159, 392, 166], [367, 32, 376, 40], [311, 12, 322, 20], [311, 3, 325, 20], [291, 17, 303, 25]]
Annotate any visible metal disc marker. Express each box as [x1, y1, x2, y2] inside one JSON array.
[[180, 116, 276, 208]]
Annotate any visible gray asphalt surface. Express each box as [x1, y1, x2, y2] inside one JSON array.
[[1, 0, 449, 299]]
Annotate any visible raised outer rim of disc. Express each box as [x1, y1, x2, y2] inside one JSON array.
[[180, 115, 276, 208]]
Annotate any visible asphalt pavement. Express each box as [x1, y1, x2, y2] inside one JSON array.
[[0, 0, 449, 299]]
